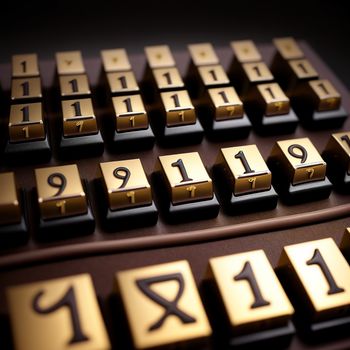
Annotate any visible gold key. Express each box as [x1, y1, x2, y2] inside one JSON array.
[[208, 250, 294, 334], [188, 43, 219, 66], [230, 40, 262, 63], [0, 172, 21, 225], [11, 77, 42, 101], [61, 99, 98, 137], [12, 53, 40, 77], [6, 274, 111, 350], [197, 64, 230, 87], [115, 260, 211, 349], [307, 79, 341, 112], [112, 94, 149, 132], [56, 51, 85, 75], [269, 137, 326, 185], [35, 164, 87, 220], [216, 145, 272, 195], [101, 48, 132, 72], [99, 159, 152, 210], [278, 238, 350, 322], [106, 71, 139, 95], [8, 103, 46, 143], [273, 37, 304, 60], [156, 152, 213, 204], [58, 74, 91, 97], [152, 67, 184, 90], [145, 45, 176, 68]]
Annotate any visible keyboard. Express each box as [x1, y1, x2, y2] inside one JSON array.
[[0, 38, 349, 350]]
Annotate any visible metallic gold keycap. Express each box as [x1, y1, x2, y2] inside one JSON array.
[[307, 79, 341, 112], [56, 51, 86, 75], [12, 53, 40, 78], [288, 59, 318, 81], [112, 95, 149, 132], [216, 145, 272, 195], [208, 250, 294, 333], [323, 131, 350, 174], [278, 238, 350, 322], [144, 45, 176, 68], [242, 62, 274, 83], [115, 260, 211, 349], [101, 48, 132, 72], [273, 37, 304, 60], [197, 64, 230, 87], [256, 83, 290, 116], [0, 172, 21, 225], [8, 103, 45, 143], [11, 77, 42, 101], [156, 152, 213, 204], [160, 90, 196, 127], [269, 137, 326, 185], [188, 43, 219, 66], [106, 71, 139, 95], [35, 164, 87, 220], [6, 274, 111, 350], [207, 86, 244, 120], [59, 74, 91, 97], [61, 99, 98, 137], [99, 159, 152, 210], [230, 40, 262, 63], [152, 67, 184, 90]]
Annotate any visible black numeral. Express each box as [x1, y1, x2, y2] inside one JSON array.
[[171, 159, 193, 182], [69, 79, 79, 93], [21, 81, 29, 96], [47, 173, 67, 196], [208, 69, 218, 81], [20, 60, 27, 73], [288, 144, 307, 163], [307, 249, 345, 295], [170, 93, 180, 108], [218, 90, 229, 103], [123, 97, 133, 112], [234, 261, 270, 309], [163, 72, 172, 85], [265, 86, 275, 99], [341, 135, 350, 147], [21, 106, 30, 122], [118, 76, 127, 89], [71, 101, 82, 116], [113, 166, 131, 188], [235, 150, 255, 174], [33, 286, 89, 344]]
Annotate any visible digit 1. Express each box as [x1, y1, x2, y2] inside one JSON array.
[[170, 94, 180, 108], [341, 135, 350, 147], [127, 191, 135, 204], [21, 81, 29, 96], [208, 69, 218, 81], [234, 261, 270, 309], [297, 62, 308, 74], [22, 126, 29, 138], [265, 86, 275, 99], [307, 249, 345, 295], [32, 286, 89, 344], [118, 75, 127, 89], [20, 60, 27, 73], [318, 82, 329, 95], [69, 79, 78, 93], [129, 116, 135, 127], [163, 72, 172, 85], [218, 90, 229, 103], [171, 159, 193, 182], [235, 151, 255, 174], [71, 101, 82, 116], [252, 65, 261, 77], [21, 106, 30, 122], [123, 97, 133, 112]]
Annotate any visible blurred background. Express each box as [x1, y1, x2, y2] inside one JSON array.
[[1, 0, 349, 87]]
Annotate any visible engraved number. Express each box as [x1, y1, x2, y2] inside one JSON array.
[[22, 126, 29, 138], [118, 75, 127, 89], [208, 69, 218, 81], [71, 101, 82, 116], [265, 86, 275, 99], [21, 81, 30, 96], [288, 144, 307, 163], [20, 60, 27, 73], [69, 79, 79, 93], [218, 90, 229, 103], [235, 150, 255, 174], [76, 120, 84, 132], [307, 249, 345, 295], [123, 97, 133, 112], [113, 167, 131, 188], [170, 93, 180, 108], [21, 105, 30, 122], [297, 62, 308, 74], [306, 168, 314, 179], [126, 191, 135, 203], [178, 111, 185, 122], [32, 286, 89, 344], [248, 177, 256, 189], [47, 173, 67, 197], [129, 116, 135, 127], [234, 261, 270, 309], [163, 71, 172, 85], [252, 65, 261, 77], [136, 273, 196, 331], [318, 82, 329, 95], [56, 200, 67, 214], [171, 159, 193, 182]]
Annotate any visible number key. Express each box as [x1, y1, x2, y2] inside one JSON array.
[[12, 53, 40, 78], [59, 74, 91, 98], [11, 77, 42, 102]]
